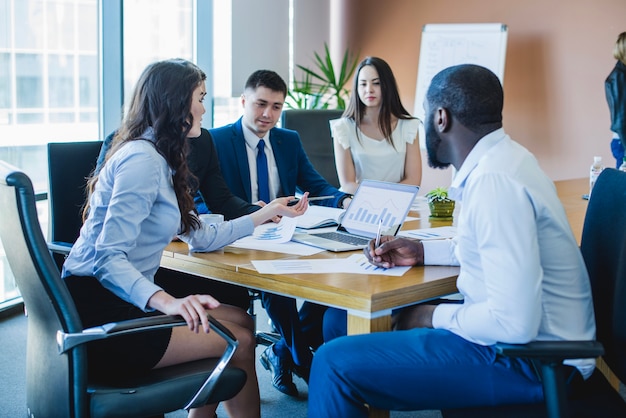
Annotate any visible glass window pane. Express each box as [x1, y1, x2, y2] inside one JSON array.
[[49, 54, 74, 107], [0, 53, 11, 109], [78, 2, 97, 51], [16, 53, 43, 108], [123, 0, 193, 99], [16, 112, 44, 123], [14, 0, 44, 49], [47, 0, 74, 50], [0, 0, 10, 48], [80, 111, 97, 122], [79, 55, 97, 107], [0, 111, 11, 124]]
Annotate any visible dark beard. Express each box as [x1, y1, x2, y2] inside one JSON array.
[[425, 115, 450, 170]]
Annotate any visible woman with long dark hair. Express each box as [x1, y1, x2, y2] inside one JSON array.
[[62, 59, 308, 418], [331, 56, 422, 194]]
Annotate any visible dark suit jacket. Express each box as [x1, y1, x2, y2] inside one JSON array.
[[210, 118, 346, 207], [98, 129, 259, 220]]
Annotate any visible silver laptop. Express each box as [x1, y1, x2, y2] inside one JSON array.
[[292, 180, 419, 252]]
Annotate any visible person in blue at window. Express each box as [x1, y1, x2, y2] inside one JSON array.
[[606, 32, 626, 168], [308, 64, 596, 417], [63, 59, 309, 418]]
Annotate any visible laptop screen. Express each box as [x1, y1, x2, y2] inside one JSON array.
[[339, 180, 420, 238]]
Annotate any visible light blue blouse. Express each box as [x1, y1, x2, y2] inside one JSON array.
[[62, 134, 254, 311]]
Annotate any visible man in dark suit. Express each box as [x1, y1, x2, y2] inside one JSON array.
[[211, 69, 352, 397]]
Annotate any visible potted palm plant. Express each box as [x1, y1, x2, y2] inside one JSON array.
[[286, 42, 359, 110], [426, 187, 455, 219]]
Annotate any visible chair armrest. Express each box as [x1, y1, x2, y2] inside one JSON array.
[[496, 340, 604, 362], [59, 314, 240, 409], [47, 241, 72, 256], [57, 314, 237, 354]]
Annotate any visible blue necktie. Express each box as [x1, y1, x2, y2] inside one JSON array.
[[257, 139, 270, 203]]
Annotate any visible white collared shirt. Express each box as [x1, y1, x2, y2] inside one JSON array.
[[424, 128, 596, 378], [242, 123, 280, 202]]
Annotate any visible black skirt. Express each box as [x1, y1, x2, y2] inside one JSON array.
[[64, 275, 172, 380]]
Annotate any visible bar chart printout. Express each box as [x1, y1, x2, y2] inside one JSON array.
[[341, 180, 419, 236]]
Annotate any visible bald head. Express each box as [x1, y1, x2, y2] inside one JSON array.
[[426, 64, 503, 136]]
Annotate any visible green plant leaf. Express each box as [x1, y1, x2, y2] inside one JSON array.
[[288, 42, 359, 109]]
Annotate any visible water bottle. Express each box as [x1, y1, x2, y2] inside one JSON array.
[[589, 156, 604, 196], [619, 157, 626, 172]]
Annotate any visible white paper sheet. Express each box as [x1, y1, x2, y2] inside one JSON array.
[[251, 253, 411, 276], [233, 216, 297, 245], [397, 226, 457, 240], [229, 240, 324, 256]]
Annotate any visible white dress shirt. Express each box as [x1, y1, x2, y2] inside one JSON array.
[[242, 123, 280, 202], [424, 129, 596, 378]]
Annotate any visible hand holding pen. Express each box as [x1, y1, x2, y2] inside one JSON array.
[[375, 218, 383, 248], [364, 235, 425, 268]]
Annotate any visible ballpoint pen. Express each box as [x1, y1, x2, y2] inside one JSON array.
[[287, 195, 335, 206], [375, 218, 383, 248]]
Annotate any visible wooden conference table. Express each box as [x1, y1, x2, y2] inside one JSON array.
[[160, 177, 588, 417]]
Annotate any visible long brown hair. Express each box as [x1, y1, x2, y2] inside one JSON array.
[[343, 56, 415, 148], [84, 59, 204, 233]]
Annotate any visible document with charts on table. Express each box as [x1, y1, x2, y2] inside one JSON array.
[[251, 254, 411, 276], [232, 216, 297, 245], [397, 226, 457, 240]]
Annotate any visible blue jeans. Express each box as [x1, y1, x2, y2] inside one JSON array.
[[308, 328, 543, 417]]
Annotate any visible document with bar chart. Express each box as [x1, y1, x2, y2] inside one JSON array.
[[340, 180, 419, 237]]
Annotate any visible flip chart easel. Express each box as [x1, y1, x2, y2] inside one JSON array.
[[413, 23, 508, 122]]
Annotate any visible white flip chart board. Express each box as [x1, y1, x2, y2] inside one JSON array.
[[413, 23, 508, 121]]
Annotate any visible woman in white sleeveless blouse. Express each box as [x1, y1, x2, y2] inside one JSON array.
[[330, 56, 422, 194]]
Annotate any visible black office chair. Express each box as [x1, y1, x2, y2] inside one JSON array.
[[442, 168, 626, 418], [0, 160, 247, 417], [281, 109, 344, 188], [47, 141, 103, 269]]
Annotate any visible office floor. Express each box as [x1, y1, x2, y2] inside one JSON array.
[[0, 302, 438, 418]]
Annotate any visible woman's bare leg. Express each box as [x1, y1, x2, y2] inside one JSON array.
[[156, 305, 260, 418]]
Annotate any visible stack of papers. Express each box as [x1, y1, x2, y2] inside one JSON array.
[[229, 217, 324, 255]]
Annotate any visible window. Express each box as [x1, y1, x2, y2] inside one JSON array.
[[0, 0, 99, 307]]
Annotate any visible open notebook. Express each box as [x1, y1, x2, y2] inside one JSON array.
[[292, 180, 419, 252]]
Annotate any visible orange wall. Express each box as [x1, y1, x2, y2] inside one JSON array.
[[341, 0, 626, 182]]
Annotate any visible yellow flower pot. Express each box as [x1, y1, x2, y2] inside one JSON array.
[[428, 199, 455, 219]]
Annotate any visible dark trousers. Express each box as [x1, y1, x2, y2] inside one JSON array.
[[261, 292, 327, 368]]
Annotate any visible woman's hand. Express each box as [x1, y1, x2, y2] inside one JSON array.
[[148, 290, 220, 333], [250, 193, 309, 227]]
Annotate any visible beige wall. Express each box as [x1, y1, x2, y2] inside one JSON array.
[[340, 0, 626, 188]]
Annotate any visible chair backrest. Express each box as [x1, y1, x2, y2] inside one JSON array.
[[47, 141, 102, 247], [280, 109, 344, 188], [580, 168, 626, 383], [0, 160, 88, 417]]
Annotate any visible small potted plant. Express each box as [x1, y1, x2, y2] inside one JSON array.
[[425, 187, 455, 219]]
